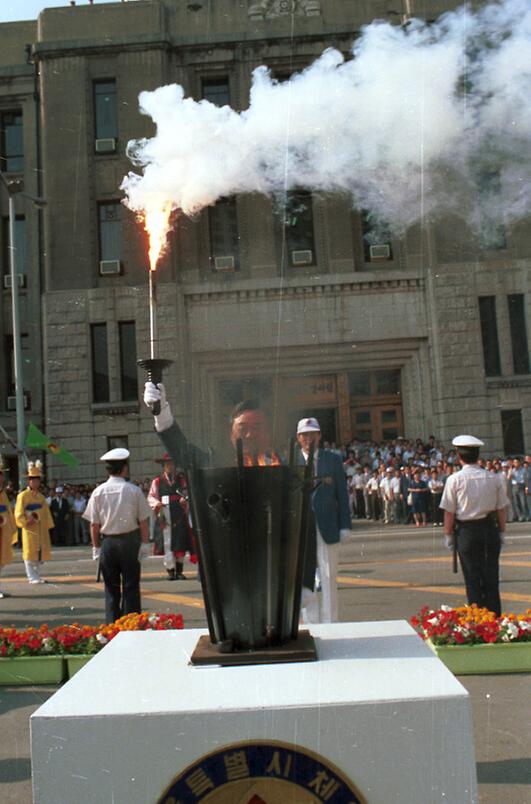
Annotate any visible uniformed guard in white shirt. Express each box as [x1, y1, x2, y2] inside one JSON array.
[[83, 448, 151, 623], [440, 435, 508, 616]]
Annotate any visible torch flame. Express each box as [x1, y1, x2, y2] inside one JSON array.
[[144, 203, 173, 272]]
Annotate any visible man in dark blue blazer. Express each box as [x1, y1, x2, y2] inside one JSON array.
[[297, 417, 352, 623]]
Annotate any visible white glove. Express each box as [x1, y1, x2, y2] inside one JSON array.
[[339, 529, 352, 543], [143, 382, 174, 432], [138, 542, 151, 561], [444, 534, 454, 550], [92, 547, 101, 561]]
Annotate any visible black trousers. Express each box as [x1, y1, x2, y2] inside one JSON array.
[[100, 531, 141, 624], [456, 520, 501, 616]]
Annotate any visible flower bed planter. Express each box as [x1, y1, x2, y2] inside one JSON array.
[[426, 639, 531, 675], [0, 613, 184, 685], [65, 654, 93, 678], [0, 655, 65, 685]]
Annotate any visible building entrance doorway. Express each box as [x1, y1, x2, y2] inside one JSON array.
[[348, 368, 403, 442], [350, 404, 403, 442]]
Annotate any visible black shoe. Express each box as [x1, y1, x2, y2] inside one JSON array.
[[166, 568, 176, 580], [176, 573, 187, 580], [0, 592, 11, 599]]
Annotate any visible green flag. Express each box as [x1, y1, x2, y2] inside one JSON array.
[[25, 423, 80, 469]]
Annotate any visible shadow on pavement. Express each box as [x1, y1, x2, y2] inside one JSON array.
[[0, 688, 57, 716], [0, 757, 31, 783], [477, 758, 531, 784]]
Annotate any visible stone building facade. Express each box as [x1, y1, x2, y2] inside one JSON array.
[[0, 0, 529, 482]]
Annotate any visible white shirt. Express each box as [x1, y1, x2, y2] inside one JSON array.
[[83, 476, 151, 534], [440, 464, 509, 521], [72, 496, 87, 514], [380, 476, 393, 499], [390, 476, 401, 494]]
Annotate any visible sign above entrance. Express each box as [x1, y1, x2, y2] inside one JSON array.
[[283, 375, 337, 405]]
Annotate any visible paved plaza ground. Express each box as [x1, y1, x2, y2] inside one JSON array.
[[0, 520, 529, 803]]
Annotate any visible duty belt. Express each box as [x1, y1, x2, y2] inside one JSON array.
[[101, 529, 140, 539], [456, 513, 496, 526]]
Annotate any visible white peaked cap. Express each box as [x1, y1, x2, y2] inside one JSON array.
[[100, 448, 130, 461], [297, 417, 321, 434], [452, 435, 484, 447]]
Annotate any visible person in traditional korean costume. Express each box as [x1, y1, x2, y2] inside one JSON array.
[[0, 458, 17, 598], [15, 461, 54, 584]]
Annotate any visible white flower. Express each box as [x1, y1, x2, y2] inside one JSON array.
[[440, 605, 452, 612], [504, 622, 519, 640], [42, 637, 54, 653], [518, 620, 531, 632], [427, 616, 439, 626], [148, 614, 158, 625], [96, 634, 108, 645]]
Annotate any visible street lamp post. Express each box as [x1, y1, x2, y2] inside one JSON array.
[[0, 174, 46, 488]]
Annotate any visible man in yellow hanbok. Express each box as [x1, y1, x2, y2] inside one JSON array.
[[15, 461, 54, 584], [0, 459, 17, 598]]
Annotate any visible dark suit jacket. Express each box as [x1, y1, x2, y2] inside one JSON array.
[[307, 449, 352, 545], [159, 421, 211, 469]]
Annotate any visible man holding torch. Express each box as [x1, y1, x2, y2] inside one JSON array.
[[143, 384, 281, 468]]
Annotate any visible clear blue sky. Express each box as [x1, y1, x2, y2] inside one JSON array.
[[0, 1, 125, 24]]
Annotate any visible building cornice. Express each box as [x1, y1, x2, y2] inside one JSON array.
[[31, 29, 357, 61], [184, 273, 423, 304]]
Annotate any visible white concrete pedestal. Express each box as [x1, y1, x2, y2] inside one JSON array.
[[31, 621, 477, 803]]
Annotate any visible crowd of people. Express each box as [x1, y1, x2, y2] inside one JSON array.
[[2, 436, 528, 547], [326, 437, 531, 527], [1, 479, 158, 548]]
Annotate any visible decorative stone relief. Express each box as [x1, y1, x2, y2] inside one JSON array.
[[248, 0, 321, 20]]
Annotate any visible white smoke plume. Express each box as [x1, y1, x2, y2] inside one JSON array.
[[121, 0, 531, 235]]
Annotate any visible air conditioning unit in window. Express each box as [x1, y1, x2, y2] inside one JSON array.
[[369, 244, 391, 261], [99, 260, 122, 276], [7, 394, 29, 411], [292, 249, 313, 266], [3, 274, 26, 289], [95, 137, 117, 154], [213, 255, 235, 272]]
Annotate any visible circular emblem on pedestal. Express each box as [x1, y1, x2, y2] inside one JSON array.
[[158, 740, 365, 803]]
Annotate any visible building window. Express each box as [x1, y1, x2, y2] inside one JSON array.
[[477, 170, 506, 250], [348, 369, 401, 399], [208, 197, 239, 271], [501, 410, 524, 455], [348, 369, 402, 442], [98, 202, 122, 263], [283, 191, 316, 266], [118, 321, 138, 401], [0, 111, 23, 173], [106, 435, 128, 452], [94, 80, 118, 143], [362, 210, 393, 263], [507, 294, 530, 375], [478, 296, 501, 377], [1, 216, 26, 282], [218, 377, 272, 408], [90, 323, 110, 403], [201, 77, 230, 107]]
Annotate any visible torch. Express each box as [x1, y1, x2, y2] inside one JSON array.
[[137, 205, 173, 414]]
